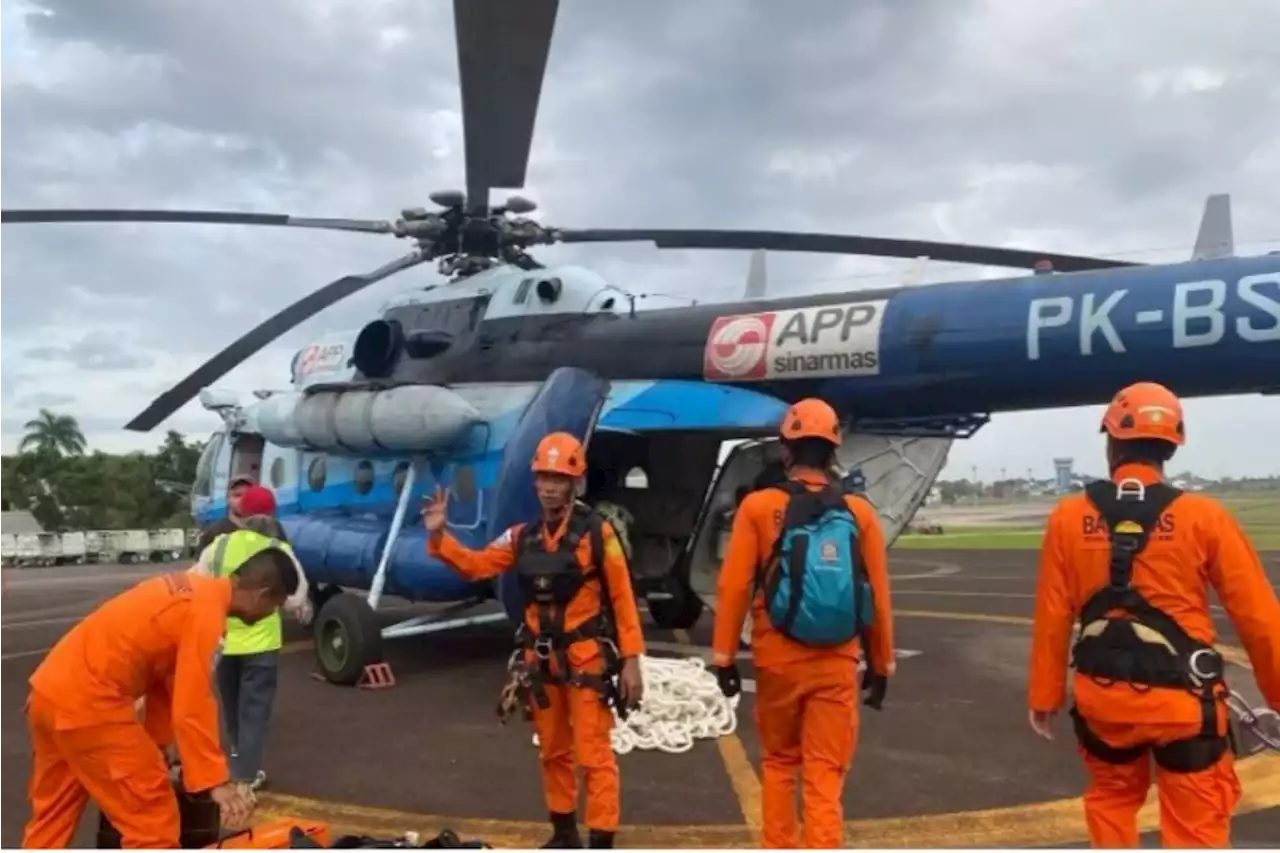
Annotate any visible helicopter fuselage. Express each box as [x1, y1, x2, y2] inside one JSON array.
[[362, 252, 1280, 419], [177, 242, 1280, 686]]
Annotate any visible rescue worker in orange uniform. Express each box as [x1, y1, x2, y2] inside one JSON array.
[[711, 398, 897, 849], [1028, 381, 1280, 848], [21, 547, 300, 848], [423, 432, 646, 849]]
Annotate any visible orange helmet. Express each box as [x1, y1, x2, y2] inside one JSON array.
[[779, 398, 842, 444], [1099, 382, 1185, 446], [531, 432, 587, 477]]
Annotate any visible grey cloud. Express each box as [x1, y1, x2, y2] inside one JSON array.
[[22, 334, 154, 370], [17, 391, 78, 408], [2, 0, 1279, 466]]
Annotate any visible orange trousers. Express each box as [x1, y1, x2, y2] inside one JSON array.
[[22, 692, 181, 849], [1078, 717, 1243, 848], [755, 657, 859, 849], [531, 682, 620, 831]]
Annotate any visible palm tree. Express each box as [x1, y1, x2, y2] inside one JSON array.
[[19, 409, 87, 458]]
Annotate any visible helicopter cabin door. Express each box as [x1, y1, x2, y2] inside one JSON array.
[[487, 367, 611, 623]]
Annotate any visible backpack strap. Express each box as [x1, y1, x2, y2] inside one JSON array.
[[757, 480, 854, 593]]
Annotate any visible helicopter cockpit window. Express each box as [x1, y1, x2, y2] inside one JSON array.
[[193, 433, 224, 498]]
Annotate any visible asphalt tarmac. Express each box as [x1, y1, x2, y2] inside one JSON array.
[[3, 552, 1278, 848]]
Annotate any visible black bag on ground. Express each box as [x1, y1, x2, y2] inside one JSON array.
[[289, 827, 489, 849], [96, 786, 221, 848]]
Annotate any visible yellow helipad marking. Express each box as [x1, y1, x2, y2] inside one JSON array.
[[258, 754, 1280, 849], [671, 627, 765, 843], [896, 607, 1034, 627], [262, 608, 1277, 847]]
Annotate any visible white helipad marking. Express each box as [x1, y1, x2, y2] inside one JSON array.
[[890, 560, 963, 581]]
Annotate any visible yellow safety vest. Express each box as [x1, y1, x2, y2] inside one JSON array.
[[209, 529, 292, 656]]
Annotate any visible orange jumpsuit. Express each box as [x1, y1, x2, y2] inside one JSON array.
[[712, 468, 896, 849], [1029, 463, 1280, 848], [428, 516, 645, 832], [22, 571, 233, 849]]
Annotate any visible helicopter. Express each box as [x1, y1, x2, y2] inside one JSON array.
[[4, 0, 1279, 687]]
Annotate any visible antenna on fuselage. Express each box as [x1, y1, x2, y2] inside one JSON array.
[[745, 249, 767, 299], [1192, 193, 1234, 260]]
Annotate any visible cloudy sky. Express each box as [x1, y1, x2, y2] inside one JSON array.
[[3, 0, 1278, 481]]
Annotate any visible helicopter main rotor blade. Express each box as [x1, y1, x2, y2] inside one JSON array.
[[0, 208, 395, 235], [453, 0, 558, 214], [124, 250, 427, 433], [554, 228, 1139, 273]]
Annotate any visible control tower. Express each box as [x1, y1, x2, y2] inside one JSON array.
[[1053, 458, 1074, 493]]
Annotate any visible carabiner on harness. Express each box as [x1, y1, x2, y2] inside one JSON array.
[[1114, 477, 1147, 501], [532, 635, 555, 660], [1187, 648, 1224, 683], [1225, 690, 1280, 754], [599, 636, 621, 665]]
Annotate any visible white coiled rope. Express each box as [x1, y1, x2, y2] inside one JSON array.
[[531, 655, 740, 755]]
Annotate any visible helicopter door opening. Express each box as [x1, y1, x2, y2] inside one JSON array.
[[229, 433, 266, 485], [684, 431, 955, 613]]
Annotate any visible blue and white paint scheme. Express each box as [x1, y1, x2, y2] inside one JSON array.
[[184, 194, 1278, 683]]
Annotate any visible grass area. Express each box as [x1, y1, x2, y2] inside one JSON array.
[[896, 493, 1280, 552], [895, 526, 1045, 550]]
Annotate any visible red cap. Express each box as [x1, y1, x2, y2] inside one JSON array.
[[238, 485, 277, 517]]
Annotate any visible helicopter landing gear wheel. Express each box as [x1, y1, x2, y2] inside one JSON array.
[[313, 593, 384, 686], [647, 576, 705, 631], [308, 582, 342, 615]]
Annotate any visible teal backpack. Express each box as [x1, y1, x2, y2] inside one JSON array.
[[761, 481, 874, 646]]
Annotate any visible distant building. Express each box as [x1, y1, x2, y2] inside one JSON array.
[[1053, 458, 1074, 493]]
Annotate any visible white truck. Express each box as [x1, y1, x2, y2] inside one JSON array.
[[148, 529, 187, 562]]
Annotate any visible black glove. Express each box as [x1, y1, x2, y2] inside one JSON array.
[[861, 667, 887, 711], [714, 664, 742, 698]]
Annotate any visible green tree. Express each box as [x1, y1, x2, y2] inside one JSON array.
[[18, 409, 87, 458], [3, 412, 201, 531]]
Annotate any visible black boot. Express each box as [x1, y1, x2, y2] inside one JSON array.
[[541, 812, 582, 848], [587, 830, 615, 848]]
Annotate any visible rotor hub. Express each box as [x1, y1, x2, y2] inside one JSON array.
[[386, 192, 556, 278]]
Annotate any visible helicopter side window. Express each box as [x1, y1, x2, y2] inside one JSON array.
[[193, 432, 225, 499]]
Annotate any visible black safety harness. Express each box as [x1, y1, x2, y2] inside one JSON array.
[[1069, 478, 1230, 773], [502, 504, 628, 721]]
